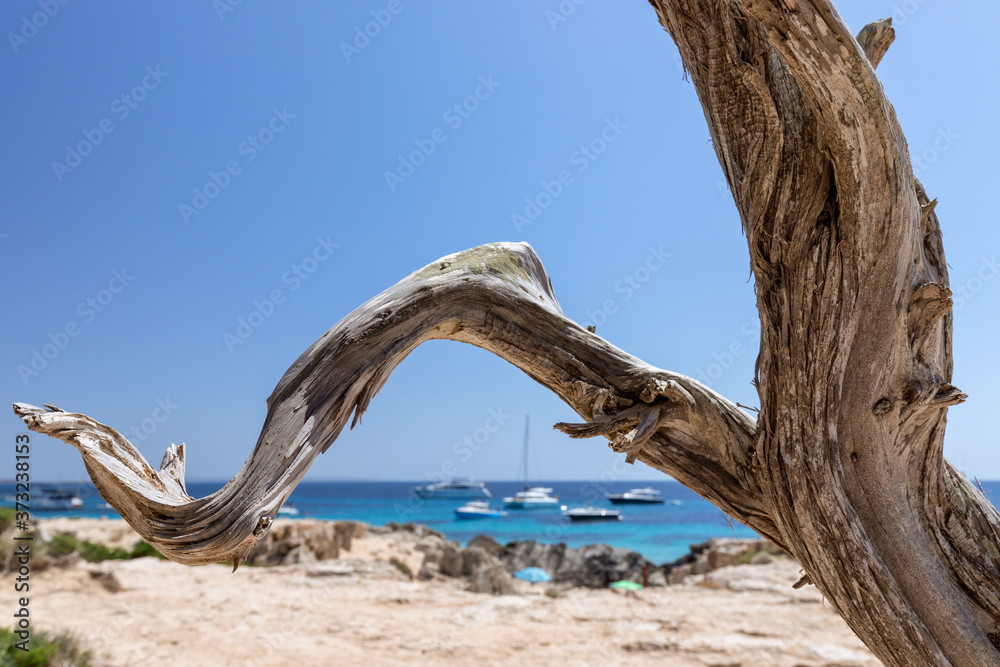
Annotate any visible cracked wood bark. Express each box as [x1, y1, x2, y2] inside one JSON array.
[[12, 1, 1000, 664], [647, 0, 1000, 663]]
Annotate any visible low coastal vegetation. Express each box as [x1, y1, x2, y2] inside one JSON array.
[[41, 534, 165, 563], [0, 627, 91, 667], [0, 508, 14, 535], [0, 510, 164, 570], [389, 556, 414, 580], [45, 533, 163, 563]]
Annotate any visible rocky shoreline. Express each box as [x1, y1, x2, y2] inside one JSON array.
[[245, 518, 785, 591], [15, 516, 787, 593]]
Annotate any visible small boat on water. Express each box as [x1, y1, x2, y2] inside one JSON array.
[[413, 478, 491, 500], [454, 501, 507, 520], [278, 505, 300, 516], [503, 416, 560, 510], [503, 487, 560, 509], [5, 487, 83, 511], [564, 506, 622, 522], [605, 488, 666, 504]]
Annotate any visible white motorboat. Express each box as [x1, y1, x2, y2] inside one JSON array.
[[605, 487, 667, 504], [5, 487, 83, 511], [413, 478, 491, 499], [564, 506, 622, 522], [503, 486, 560, 509], [454, 501, 507, 520]]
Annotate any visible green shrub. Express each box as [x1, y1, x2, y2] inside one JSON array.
[[0, 508, 15, 535], [390, 557, 413, 579], [0, 627, 90, 666], [42, 534, 164, 562], [129, 541, 165, 559], [78, 542, 130, 563], [44, 534, 79, 558]]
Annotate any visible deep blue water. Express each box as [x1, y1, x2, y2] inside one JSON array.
[[5, 480, 998, 565]]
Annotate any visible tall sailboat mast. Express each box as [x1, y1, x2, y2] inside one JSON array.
[[521, 415, 530, 491]]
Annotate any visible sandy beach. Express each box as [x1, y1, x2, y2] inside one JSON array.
[[2, 518, 879, 666]]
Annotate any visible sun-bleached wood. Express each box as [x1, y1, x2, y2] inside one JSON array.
[[14, 243, 765, 567], [14, 1, 1000, 663]]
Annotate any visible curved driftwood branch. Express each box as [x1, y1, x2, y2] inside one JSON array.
[[15, 242, 768, 567]]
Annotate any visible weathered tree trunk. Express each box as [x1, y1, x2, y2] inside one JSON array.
[[14, 1, 1000, 664]]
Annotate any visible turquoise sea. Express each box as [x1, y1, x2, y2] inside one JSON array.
[[7, 480, 998, 565]]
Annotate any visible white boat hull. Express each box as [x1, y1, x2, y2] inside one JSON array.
[[503, 498, 561, 509], [415, 488, 491, 499]]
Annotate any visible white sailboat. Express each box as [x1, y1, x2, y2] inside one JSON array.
[[413, 478, 491, 499], [503, 416, 560, 509]]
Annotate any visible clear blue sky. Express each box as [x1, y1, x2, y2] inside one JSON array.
[[2, 1, 997, 483]]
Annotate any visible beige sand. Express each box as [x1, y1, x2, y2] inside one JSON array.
[[2, 519, 879, 666]]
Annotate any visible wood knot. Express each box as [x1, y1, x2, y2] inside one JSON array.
[[901, 382, 921, 405], [253, 516, 273, 537], [872, 398, 892, 415]]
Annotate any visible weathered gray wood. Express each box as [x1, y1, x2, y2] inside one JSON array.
[[647, 1, 1000, 663], [14, 243, 765, 567], [14, 2, 1000, 663]]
